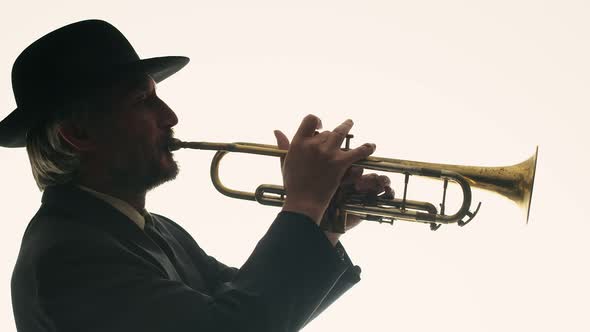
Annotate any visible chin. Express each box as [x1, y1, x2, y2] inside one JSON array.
[[143, 167, 178, 192], [163, 162, 179, 181], [134, 152, 179, 192], [161, 152, 179, 175], [153, 154, 180, 186]]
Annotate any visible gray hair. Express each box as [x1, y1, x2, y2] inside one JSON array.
[[26, 102, 94, 191]]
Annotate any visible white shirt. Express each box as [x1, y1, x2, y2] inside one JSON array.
[[77, 185, 147, 230]]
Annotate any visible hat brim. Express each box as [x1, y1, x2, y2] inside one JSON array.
[[0, 55, 190, 148], [131, 56, 190, 84]]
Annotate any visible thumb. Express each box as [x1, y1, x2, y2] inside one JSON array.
[[274, 130, 290, 169], [274, 130, 290, 150]]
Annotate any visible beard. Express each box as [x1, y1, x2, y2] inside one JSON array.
[[107, 138, 179, 193]]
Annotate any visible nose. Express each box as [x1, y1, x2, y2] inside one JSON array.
[[158, 99, 179, 128]]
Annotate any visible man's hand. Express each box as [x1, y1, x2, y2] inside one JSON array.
[[275, 115, 376, 223], [274, 115, 390, 245], [323, 168, 392, 245]]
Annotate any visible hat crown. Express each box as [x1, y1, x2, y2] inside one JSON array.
[[12, 19, 140, 111]]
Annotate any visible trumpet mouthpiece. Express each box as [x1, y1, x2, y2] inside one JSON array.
[[168, 138, 183, 152]]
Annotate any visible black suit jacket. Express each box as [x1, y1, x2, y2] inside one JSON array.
[[11, 185, 361, 331]]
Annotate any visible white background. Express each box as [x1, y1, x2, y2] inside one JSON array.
[[1, 1, 589, 331]]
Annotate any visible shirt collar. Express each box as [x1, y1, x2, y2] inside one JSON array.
[[77, 185, 147, 230]]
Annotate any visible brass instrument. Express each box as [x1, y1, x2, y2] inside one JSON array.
[[169, 136, 537, 231]]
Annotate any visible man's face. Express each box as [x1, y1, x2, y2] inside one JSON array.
[[89, 74, 179, 191]]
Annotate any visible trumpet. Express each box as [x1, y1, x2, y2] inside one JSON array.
[[169, 136, 537, 232]]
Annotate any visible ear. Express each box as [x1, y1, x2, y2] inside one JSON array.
[[57, 122, 96, 152]]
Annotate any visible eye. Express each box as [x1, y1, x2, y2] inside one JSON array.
[[143, 93, 161, 107], [136, 92, 148, 102], [134, 91, 156, 106]]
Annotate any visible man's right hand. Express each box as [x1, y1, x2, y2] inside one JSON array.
[[277, 114, 377, 225]]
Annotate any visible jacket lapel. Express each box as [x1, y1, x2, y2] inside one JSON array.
[[41, 185, 182, 282]]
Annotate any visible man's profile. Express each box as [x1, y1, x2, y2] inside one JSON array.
[[4, 20, 389, 331]]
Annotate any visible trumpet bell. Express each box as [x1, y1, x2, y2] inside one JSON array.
[[361, 146, 539, 223], [442, 147, 538, 223], [508, 146, 538, 223]]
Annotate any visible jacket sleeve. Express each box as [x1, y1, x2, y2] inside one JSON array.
[[194, 215, 362, 329], [301, 242, 361, 328], [37, 211, 358, 332]]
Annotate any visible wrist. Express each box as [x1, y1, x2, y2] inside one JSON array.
[[323, 231, 341, 247], [282, 200, 327, 225]]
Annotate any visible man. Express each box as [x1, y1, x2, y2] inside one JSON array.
[[4, 20, 390, 331]]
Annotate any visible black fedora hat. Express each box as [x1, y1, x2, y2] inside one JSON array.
[[0, 19, 189, 148]]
